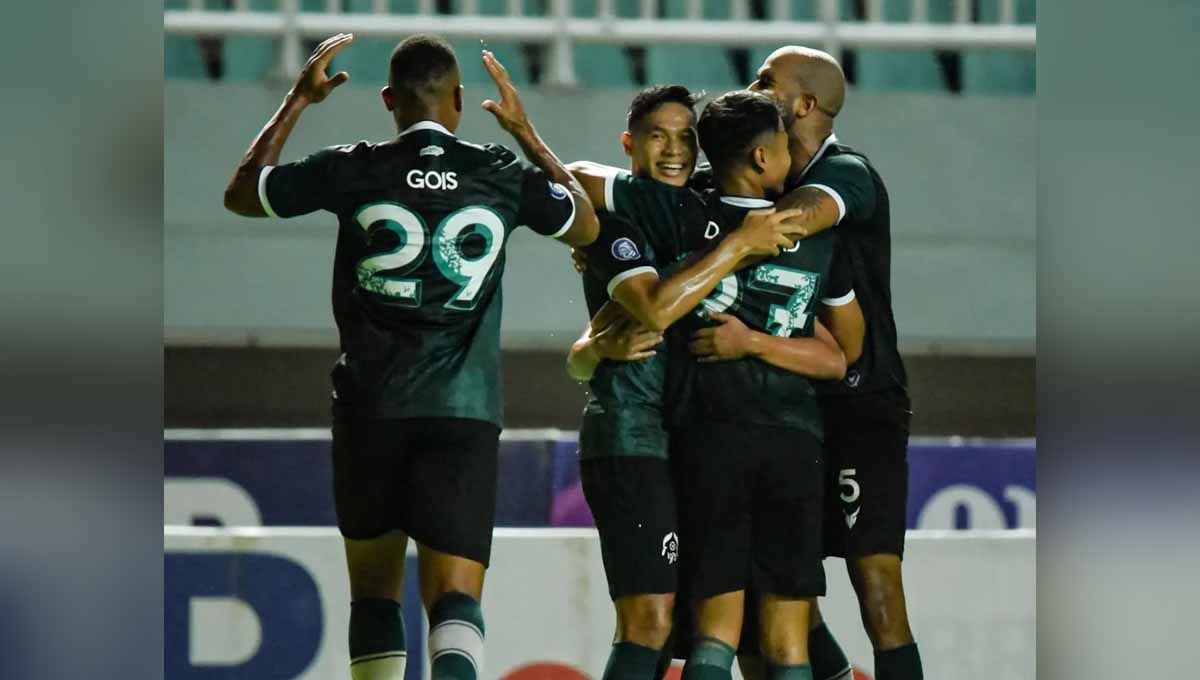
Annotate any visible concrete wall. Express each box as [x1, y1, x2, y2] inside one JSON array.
[[165, 81, 1034, 353]]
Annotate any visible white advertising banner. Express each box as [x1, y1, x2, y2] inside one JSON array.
[[165, 527, 1034, 680]]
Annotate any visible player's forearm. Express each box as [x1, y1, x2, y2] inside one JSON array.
[[566, 332, 602, 382], [746, 332, 847, 380], [634, 236, 753, 331], [224, 91, 309, 217], [508, 127, 600, 245], [773, 186, 840, 239]]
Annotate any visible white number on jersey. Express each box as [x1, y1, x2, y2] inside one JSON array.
[[354, 201, 505, 310]]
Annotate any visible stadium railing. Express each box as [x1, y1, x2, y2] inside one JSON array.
[[163, 0, 1035, 87]]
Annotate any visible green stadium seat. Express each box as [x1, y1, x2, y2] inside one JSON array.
[[644, 0, 739, 90], [165, 35, 209, 79], [852, 0, 945, 92], [962, 0, 1036, 94]]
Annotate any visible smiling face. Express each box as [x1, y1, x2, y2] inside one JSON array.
[[623, 102, 699, 187]]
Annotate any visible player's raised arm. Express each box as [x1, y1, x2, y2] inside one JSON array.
[[689, 314, 848, 380], [603, 209, 803, 332], [223, 33, 354, 217], [480, 50, 600, 246], [565, 161, 626, 212]]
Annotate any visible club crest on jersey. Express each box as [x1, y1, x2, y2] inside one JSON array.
[[419, 145, 444, 157], [611, 237, 641, 261], [661, 532, 679, 564], [549, 182, 569, 200]]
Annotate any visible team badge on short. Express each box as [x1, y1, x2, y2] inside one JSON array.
[[845, 369, 862, 388], [611, 237, 641, 261], [661, 532, 679, 564], [844, 507, 860, 529]]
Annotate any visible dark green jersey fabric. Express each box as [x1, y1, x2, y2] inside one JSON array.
[[690, 134, 906, 395], [666, 192, 855, 440], [575, 171, 708, 458], [261, 121, 576, 426]]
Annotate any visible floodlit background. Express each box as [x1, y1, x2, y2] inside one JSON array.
[[163, 2, 1035, 679]]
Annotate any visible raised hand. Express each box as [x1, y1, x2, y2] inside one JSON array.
[[480, 50, 531, 136], [292, 33, 354, 104], [731, 208, 804, 258]]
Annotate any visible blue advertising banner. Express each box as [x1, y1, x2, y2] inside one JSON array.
[[165, 431, 1035, 530]]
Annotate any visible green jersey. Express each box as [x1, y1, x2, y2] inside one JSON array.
[[576, 171, 708, 458], [259, 120, 577, 426], [668, 192, 856, 440]]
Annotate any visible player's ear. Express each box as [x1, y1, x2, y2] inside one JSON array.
[[620, 131, 634, 158], [752, 145, 768, 174], [793, 92, 816, 119], [380, 86, 394, 112], [454, 84, 464, 113]]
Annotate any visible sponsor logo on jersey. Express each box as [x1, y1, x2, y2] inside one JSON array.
[[419, 145, 445, 157], [611, 237, 641, 261], [661, 532, 679, 564], [704, 221, 720, 239], [549, 182, 569, 200], [407, 169, 458, 190]]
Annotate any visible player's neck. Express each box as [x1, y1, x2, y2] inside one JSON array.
[[786, 126, 833, 184], [717, 172, 768, 200], [394, 110, 457, 136]]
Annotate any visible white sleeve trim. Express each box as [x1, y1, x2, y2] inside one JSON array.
[[800, 183, 846, 224], [606, 266, 658, 298], [821, 289, 856, 307], [601, 167, 622, 212], [548, 183, 577, 239], [258, 166, 279, 218]]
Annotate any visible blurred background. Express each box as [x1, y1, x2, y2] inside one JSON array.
[[163, 2, 1035, 679]]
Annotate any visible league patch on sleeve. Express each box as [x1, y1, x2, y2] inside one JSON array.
[[611, 237, 641, 261], [549, 181, 569, 200]]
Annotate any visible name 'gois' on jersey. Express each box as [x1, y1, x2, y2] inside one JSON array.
[[258, 121, 576, 426], [668, 191, 855, 441]]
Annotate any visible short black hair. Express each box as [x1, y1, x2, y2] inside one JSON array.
[[627, 85, 701, 132], [697, 90, 785, 175], [389, 34, 459, 99]]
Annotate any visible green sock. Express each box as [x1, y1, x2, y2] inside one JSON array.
[[349, 599, 407, 680], [428, 592, 485, 680], [875, 643, 922, 680], [603, 641, 662, 680], [808, 623, 852, 680], [682, 636, 736, 680], [767, 664, 814, 680]]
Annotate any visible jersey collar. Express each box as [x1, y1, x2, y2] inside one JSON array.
[[796, 131, 839, 179], [719, 196, 774, 208], [399, 120, 455, 137]]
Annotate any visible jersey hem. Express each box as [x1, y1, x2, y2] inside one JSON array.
[[549, 183, 577, 239], [821, 289, 856, 306]]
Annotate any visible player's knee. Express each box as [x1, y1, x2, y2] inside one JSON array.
[[617, 595, 675, 648], [345, 556, 407, 600]]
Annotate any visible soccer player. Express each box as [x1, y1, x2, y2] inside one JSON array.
[[667, 90, 863, 680], [563, 86, 807, 680], [734, 46, 923, 680], [222, 34, 599, 680]]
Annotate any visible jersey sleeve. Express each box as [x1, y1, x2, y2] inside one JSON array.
[[582, 214, 658, 297], [820, 242, 856, 306], [514, 160, 577, 238], [799, 154, 877, 225], [260, 147, 341, 218], [603, 170, 689, 235]]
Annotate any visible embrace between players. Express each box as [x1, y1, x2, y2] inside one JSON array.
[[224, 31, 921, 680]]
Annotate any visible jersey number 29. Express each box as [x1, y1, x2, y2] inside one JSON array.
[[353, 201, 504, 310]]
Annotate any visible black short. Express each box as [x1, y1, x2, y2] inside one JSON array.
[[671, 422, 826, 600], [331, 414, 500, 566], [581, 456, 679, 599], [820, 388, 912, 559]]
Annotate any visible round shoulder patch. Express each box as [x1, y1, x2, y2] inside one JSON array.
[[611, 237, 641, 261], [549, 182, 569, 200]]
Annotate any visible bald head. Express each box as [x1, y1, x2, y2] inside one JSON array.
[[751, 46, 846, 120]]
